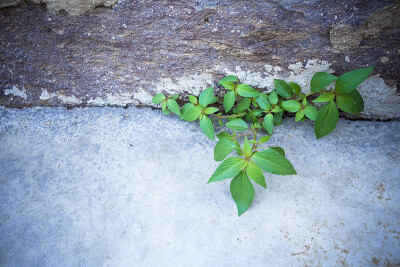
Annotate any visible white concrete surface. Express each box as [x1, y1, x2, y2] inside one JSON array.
[[0, 106, 399, 266]]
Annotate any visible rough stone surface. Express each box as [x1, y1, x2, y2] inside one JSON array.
[[0, 1, 399, 119], [0, 106, 399, 265], [0, 0, 118, 15]]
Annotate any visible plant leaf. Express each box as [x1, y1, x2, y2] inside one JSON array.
[[204, 107, 219, 114], [269, 147, 285, 156], [263, 113, 274, 134], [243, 137, 252, 158], [253, 149, 297, 175], [184, 105, 202, 121], [295, 109, 305, 122], [188, 95, 198, 105], [237, 98, 251, 111], [304, 106, 318, 121], [259, 135, 271, 143], [310, 72, 338, 93], [312, 92, 335, 102], [217, 131, 233, 140], [167, 99, 181, 116], [214, 138, 237, 161], [199, 87, 218, 107], [349, 89, 364, 113], [237, 84, 261, 97], [226, 119, 248, 131], [200, 115, 215, 140], [208, 157, 246, 183], [269, 91, 278, 105], [256, 94, 270, 110], [219, 75, 239, 84], [219, 81, 235, 91], [335, 67, 373, 94], [224, 91, 236, 113], [180, 103, 194, 120], [274, 79, 291, 98], [281, 100, 302, 112], [245, 161, 266, 188], [152, 93, 166, 104], [162, 101, 169, 115], [171, 94, 179, 100], [230, 171, 254, 216], [290, 82, 301, 95], [273, 112, 283, 126], [336, 93, 359, 114], [315, 101, 339, 139]]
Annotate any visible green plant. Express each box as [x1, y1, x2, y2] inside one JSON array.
[[152, 67, 373, 216]]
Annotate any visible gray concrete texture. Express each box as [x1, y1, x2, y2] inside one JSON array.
[[0, 106, 399, 266]]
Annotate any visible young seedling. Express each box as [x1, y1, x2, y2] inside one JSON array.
[[152, 67, 373, 216]]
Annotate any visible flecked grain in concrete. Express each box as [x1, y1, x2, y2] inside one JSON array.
[[0, 107, 399, 266]]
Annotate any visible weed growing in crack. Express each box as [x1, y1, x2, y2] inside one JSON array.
[[152, 67, 373, 216]]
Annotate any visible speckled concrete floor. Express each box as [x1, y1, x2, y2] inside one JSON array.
[[0, 107, 399, 266]]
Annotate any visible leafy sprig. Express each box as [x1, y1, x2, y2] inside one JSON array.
[[152, 67, 373, 216]]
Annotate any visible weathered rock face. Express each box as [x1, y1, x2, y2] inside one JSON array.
[[0, 0, 399, 119], [0, 0, 118, 15]]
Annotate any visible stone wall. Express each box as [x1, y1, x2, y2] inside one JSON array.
[[0, 0, 399, 119]]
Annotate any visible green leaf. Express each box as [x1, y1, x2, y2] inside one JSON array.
[[310, 72, 338, 93], [204, 107, 219, 114], [349, 90, 364, 113], [237, 84, 261, 97], [315, 101, 339, 139], [162, 101, 169, 115], [273, 112, 283, 126], [217, 132, 233, 140], [230, 171, 254, 216], [263, 113, 274, 134], [304, 106, 318, 121], [253, 149, 297, 175], [152, 93, 166, 104], [269, 91, 278, 105], [302, 98, 308, 107], [167, 99, 180, 116], [214, 138, 237, 161], [290, 82, 301, 95], [259, 135, 271, 143], [188, 95, 198, 105], [226, 119, 248, 131], [180, 103, 194, 120], [237, 98, 251, 111], [312, 92, 335, 102], [224, 91, 236, 113], [245, 161, 266, 188], [200, 115, 215, 140], [337, 90, 364, 114], [281, 100, 302, 112], [184, 105, 202, 121], [274, 79, 292, 98], [219, 81, 235, 91], [171, 94, 179, 100], [208, 157, 246, 183], [199, 87, 218, 107], [256, 94, 270, 111], [271, 106, 283, 113], [219, 75, 239, 84], [336, 93, 359, 114], [243, 137, 252, 158], [335, 67, 373, 94], [269, 147, 285, 156], [295, 109, 305, 122], [233, 139, 242, 154]]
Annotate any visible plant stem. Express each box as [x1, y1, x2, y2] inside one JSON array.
[[210, 113, 242, 119]]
